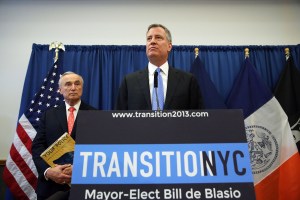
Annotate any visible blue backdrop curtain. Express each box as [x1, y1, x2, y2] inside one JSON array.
[[19, 44, 300, 116], [8, 43, 300, 200]]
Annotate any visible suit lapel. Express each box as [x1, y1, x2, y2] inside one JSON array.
[[55, 104, 68, 133], [165, 67, 180, 108], [137, 68, 152, 109]]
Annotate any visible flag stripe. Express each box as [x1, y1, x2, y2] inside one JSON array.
[[2, 166, 29, 200], [255, 153, 300, 200], [19, 114, 38, 141], [5, 154, 36, 200], [16, 123, 33, 153], [9, 143, 37, 188], [12, 125, 38, 177]]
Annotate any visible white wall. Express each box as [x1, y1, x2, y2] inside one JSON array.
[[0, 0, 299, 159]]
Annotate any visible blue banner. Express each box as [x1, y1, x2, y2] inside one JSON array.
[[72, 143, 252, 184]]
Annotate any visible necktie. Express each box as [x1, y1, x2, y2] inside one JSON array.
[[68, 107, 75, 135], [152, 68, 164, 110]]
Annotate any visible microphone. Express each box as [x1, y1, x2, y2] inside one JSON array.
[[153, 71, 160, 110], [154, 71, 158, 88]]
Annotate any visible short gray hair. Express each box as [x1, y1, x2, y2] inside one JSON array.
[[147, 24, 172, 43], [58, 71, 84, 87]]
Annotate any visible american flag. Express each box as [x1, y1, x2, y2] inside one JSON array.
[[2, 59, 64, 200]]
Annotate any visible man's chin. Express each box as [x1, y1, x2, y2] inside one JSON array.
[[68, 97, 80, 103], [69, 94, 79, 98], [147, 53, 159, 59]]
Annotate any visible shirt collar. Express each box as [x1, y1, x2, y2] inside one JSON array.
[[65, 100, 81, 111], [148, 61, 169, 76]]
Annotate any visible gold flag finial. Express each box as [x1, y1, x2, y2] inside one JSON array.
[[49, 41, 65, 62], [285, 48, 290, 60], [194, 48, 199, 58], [244, 48, 250, 58]]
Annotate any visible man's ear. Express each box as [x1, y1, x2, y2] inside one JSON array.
[[168, 42, 172, 52]]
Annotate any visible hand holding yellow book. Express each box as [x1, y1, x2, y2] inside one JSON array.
[[40, 132, 75, 167]]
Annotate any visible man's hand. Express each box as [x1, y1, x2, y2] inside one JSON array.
[[63, 165, 73, 176], [45, 164, 72, 185]]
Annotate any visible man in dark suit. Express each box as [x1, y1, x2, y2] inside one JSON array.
[[32, 72, 95, 200], [116, 24, 202, 110]]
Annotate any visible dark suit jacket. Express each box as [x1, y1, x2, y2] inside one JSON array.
[[116, 66, 203, 110], [32, 101, 95, 200]]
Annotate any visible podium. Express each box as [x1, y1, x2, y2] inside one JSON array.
[[70, 110, 255, 200]]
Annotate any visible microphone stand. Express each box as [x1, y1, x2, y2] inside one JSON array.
[[155, 88, 161, 111], [154, 71, 161, 111]]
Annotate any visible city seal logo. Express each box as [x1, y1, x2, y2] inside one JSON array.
[[246, 125, 279, 174]]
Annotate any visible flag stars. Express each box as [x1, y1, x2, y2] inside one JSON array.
[[23, 64, 63, 128]]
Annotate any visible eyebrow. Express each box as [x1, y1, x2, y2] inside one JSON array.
[[147, 34, 164, 39], [65, 80, 81, 85]]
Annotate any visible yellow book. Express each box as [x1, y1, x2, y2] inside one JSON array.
[[40, 132, 75, 167]]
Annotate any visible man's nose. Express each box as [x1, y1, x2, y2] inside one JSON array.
[[70, 84, 76, 89], [150, 38, 157, 44]]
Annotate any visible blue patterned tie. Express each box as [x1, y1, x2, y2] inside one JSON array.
[[152, 68, 164, 110]]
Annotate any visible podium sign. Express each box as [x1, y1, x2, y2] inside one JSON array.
[[70, 110, 255, 200]]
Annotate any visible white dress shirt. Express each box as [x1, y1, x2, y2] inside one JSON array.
[[148, 62, 168, 104], [65, 100, 81, 121]]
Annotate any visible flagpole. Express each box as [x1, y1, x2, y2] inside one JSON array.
[[194, 47, 199, 59], [49, 41, 65, 62], [285, 47, 290, 61], [244, 48, 249, 59]]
